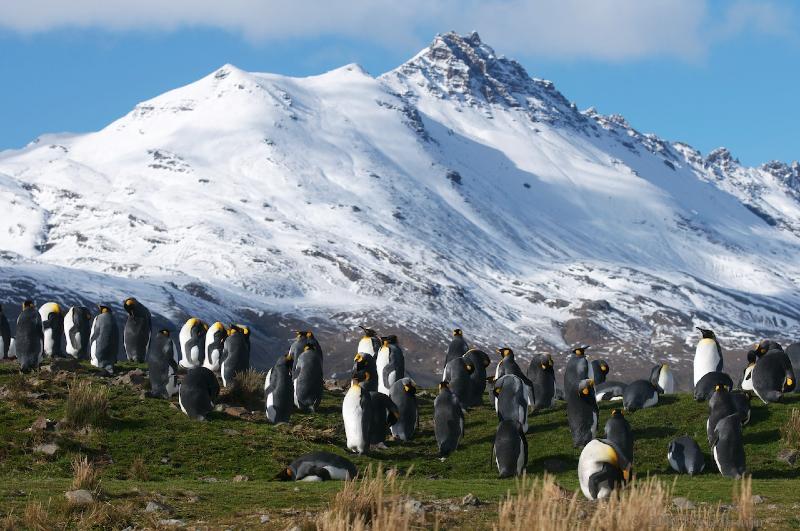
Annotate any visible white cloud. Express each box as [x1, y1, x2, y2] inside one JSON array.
[[0, 0, 794, 61]]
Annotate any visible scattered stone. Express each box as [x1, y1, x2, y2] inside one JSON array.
[[33, 443, 59, 456], [260, 515, 270, 524], [200, 477, 218, 483], [233, 475, 249, 482], [777, 448, 799, 466], [404, 499, 424, 515], [146, 501, 171, 513], [169, 402, 179, 410], [461, 493, 480, 506], [46, 358, 80, 373], [768, 504, 778, 510], [161, 457, 171, 464], [214, 404, 226, 412], [225, 406, 248, 418], [673, 497, 695, 510], [65, 489, 94, 506], [542, 459, 569, 473], [751, 495, 764, 505], [30, 417, 55, 431], [157, 519, 186, 527], [223, 429, 240, 436], [115, 369, 147, 387]]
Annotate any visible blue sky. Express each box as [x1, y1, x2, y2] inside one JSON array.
[[0, 0, 797, 166]]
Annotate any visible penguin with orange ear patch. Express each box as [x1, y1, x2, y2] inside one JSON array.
[[90, 304, 119, 375], [265, 351, 294, 424], [567, 379, 598, 448], [343, 371, 373, 454], [389, 377, 418, 441], [751, 349, 795, 403], [38, 302, 64, 358], [442, 357, 476, 408]]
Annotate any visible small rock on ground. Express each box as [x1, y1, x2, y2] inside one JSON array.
[[673, 497, 695, 510], [777, 448, 799, 466], [260, 515, 270, 524], [145, 501, 171, 513], [751, 495, 765, 505], [157, 519, 186, 527], [461, 493, 480, 506], [30, 417, 55, 431], [34, 443, 59, 456], [65, 489, 94, 506], [233, 475, 249, 482], [404, 499, 424, 515]]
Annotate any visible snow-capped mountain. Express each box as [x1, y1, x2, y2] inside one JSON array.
[[1, 31, 799, 387]]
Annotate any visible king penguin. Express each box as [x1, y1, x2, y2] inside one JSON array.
[[588, 359, 610, 384], [202, 322, 226, 374], [751, 350, 795, 403], [493, 374, 531, 433], [786, 343, 800, 385], [464, 349, 491, 407], [595, 381, 627, 402], [342, 371, 372, 455], [622, 380, 660, 412], [578, 438, 631, 500], [604, 409, 634, 463], [290, 331, 323, 372], [495, 347, 532, 386], [694, 327, 723, 387], [353, 352, 378, 393], [711, 413, 746, 478], [707, 384, 738, 445], [693, 371, 734, 401], [179, 318, 208, 369], [649, 362, 675, 394], [0, 305, 10, 359], [434, 381, 464, 458], [564, 345, 590, 395], [179, 366, 220, 421], [729, 390, 752, 426], [147, 329, 179, 399], [265, 351, 294, 424], [357, 326, 381, 357], [38, 302, 64, 358], [739, 348, 758, 393], [221, 324, 250, 388], [15, 300, 43, 372], [294, 344, 323, 412], [527, 354, 556, 411], [442, 357, 476, 408], [376, 335, 404, 395], [368, 391, 399, 449], [493, 419, 528, 478], [276, 451, 357, 481], [445, 328, 469, 367], [90, 305, 119, 375], [567, 379, 598, 448], [64, 306, 92, 360], [389, 377, 418, 441], [667, 436, 705, 475], [123, 297, 151, 362]]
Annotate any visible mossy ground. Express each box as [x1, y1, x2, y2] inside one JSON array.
[[1, 360, 798, 529]]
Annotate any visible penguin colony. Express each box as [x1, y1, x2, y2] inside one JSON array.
[[2, 300, 799, 497]]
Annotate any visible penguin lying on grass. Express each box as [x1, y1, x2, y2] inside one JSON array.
[[276, 451, 357, 481], [578, 438, 631, 500], [667, 436, 705, 475]]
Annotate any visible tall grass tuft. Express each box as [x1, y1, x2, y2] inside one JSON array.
[[781, 408, 800, 450], [227, 369, 265, 410], [64, 379, 110, 428], [22, 501, 53, 531], [71, 454, 100, 491], [733, 475, 755, 530], [128, 456, 150, 481], [494, 474, 580, 531]]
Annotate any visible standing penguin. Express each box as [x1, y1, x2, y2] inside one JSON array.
[[604, 409, 633, 463], [493, 374, 531, 432], [649, 363, 675, 394], [294, 344, 323, 412], [564, 345, 590, 395], [786, 343, 800, 384], [707, 384, 738, 445], [90, 305, 119, 375], [147, 329, 179, 399], [667, 436, 705, 475], [64, 306, 92, 360], [434, 381, 464, 458], [389, 377, 418, 441], [368, 391, 399, 449], [567, 379, 598, 448], [711, 413, 746, 478], [178, 366, 220, 421], [290, 331, 322, 371], [694, 327, 723, 387], [357, 326, 381, 357], [203, 322, 226, 374], [442, 357, 476, 408], [739, 350, 757, 393], [123, 297, 151, 362], [464, 349, 491, 407], [342, 371, 372, 455], [0, 305, 10, 359], [493, 420, 528, 478], [376, 335, 404, 395], [221, 324, 250, 388], [38, 302, 64, 358], [623, 380, 660, 412], [693, 371, 734, 401], [588, 359, 610, 384], [495, 347, 532, 386], [751, 350, 795, 403], [527, 354, 556, 411], [179, 318, 208, 369], [15, 300, 43, 372], [446, 329, 469, 367], [265, 352, 294, 424], [578, 439, 631, 500], [353, 352, 378, 393]]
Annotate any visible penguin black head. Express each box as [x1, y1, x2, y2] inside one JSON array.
[[464, 362, 475, 374], [353, 353, 364, 364], [610, 408, 623, 417], [123, 297, 137, 313], [306, 331, 315, 339], [293, 330, 306, 338], [696, 327, 716, 339], [496, 347, 513, 358], [285, 352, 293, 363], [599, 362, 609, 374], [453, 328, 463, 336], [572, 345, 589, 356], [276, 467, 293, 481], [403, 382, 417, 394], [351, 370, 369, 386], [784, 376, 795, 392], [303, 344, 315, 352], [359, 326, 377, 338], [578, 379, 594, 396], [98, 305, 111, 314], [22, 300, 35, 310], [713, 383, 729, 393], [438, 381, 450, 391], [159, 329, 170, 337]]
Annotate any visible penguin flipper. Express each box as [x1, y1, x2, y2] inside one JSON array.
[[588, 463, 621, 499]]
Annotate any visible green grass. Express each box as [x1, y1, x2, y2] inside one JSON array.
[[1, 360, 798, 528]]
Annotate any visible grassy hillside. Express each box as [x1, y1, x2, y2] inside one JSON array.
[[0, 359, 798, 529]]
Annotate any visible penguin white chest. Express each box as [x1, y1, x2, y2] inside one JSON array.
[[376, 348, 389, 392], [343, 389, 365, 450], [694, 339, 721, 386], [659, 369, 675, 394], [357, 337, 376, 357]]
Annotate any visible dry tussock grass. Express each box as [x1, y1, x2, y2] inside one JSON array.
[[129, 455, 150, 481], [781, 408, 800, 449], [495, 474, 580, 531], [733, 475, 755, 530], [22, 500, 54, 531], [226, 369, 265, 409], [71, 454, 100, 491], [65, 379, 110, 428]]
